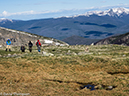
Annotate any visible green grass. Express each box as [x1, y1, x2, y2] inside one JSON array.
[[0, 49, 18, 55]]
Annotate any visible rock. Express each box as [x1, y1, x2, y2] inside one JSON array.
[[7, 54, 11, 57], [42, 51, 54, 56], [78, 52, 87, 55], [85, 47, 89, 52], [8, 54, 11, 56], [72, 52, 77, 55], [42, 51, 49, 56], [49, 53, 54, 56], [78, 52, 84, 55], [94, 86, 98, 89], [68, 50, 71, 53], [95, 85, 103, 89], [0, 45, 2, 48], [11, 53, 18, 57], [78, 52, 92, 55], [91, 43, 94, 46], [5, 53, 19, 58], [66, 53, 71, 55], [106, 86, 113, 90]]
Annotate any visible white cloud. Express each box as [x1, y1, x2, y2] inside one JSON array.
[[101, 1, 107, 3], [0, 10, 36, 17], [2, 11, 8, 16], [0, 10, 61, 17], [14, 10, 35, 15], [0, 4, 129, 20]]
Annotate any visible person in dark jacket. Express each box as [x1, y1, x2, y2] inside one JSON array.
[[36, 40, 41, 52], [20, 45, 25, 52], [5, 39, 11, 51], [28, 41, 33, 52]]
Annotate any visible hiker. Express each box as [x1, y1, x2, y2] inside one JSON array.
[[20, 45, 25, 52], [5, 39, 11, 51], [28, 41, 33, 52], [36, 40, 41, 52]]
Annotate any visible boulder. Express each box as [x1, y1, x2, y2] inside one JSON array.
[[42, 51, 54, 56]]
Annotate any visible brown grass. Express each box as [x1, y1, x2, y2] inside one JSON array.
[[0, 45, 129, 96]]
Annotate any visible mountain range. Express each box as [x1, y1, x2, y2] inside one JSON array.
[[0, 7, 129, 45]]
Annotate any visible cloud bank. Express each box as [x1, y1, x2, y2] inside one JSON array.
[[0, 4, 129, 20]]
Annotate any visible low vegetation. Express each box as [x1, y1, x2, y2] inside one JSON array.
[[0, 44, 129, 96]]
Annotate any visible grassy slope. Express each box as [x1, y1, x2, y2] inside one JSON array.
[[0, 45, 129, 96]]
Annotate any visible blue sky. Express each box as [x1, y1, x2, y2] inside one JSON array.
[[0, 0, 129, 20]]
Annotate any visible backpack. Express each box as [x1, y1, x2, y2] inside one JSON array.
[[21, 46, 25, 50], [29, 42, 33, 47], [6, 40, 11, 45], [8, 40, 10, 44], [36, 42, 39, 46]]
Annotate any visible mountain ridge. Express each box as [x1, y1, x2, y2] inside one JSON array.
[[0, 7, 129, 45], [55, 7, 129, 18], [95, 31, 129, 46], [0, 27, 68, 47]]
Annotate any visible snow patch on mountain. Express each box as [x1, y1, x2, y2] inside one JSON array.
[[79, 7, 129, 17], [44, 39, 53, 44], [0, 18, 13, 22], [0, 18, 13, 24], [55, 7, 129, 19]]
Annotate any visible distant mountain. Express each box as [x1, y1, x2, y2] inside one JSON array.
[[80, 7, 129, 17], [0, 27, 68, 46], [0, 18, 21, 24], [0, 7, 129, 45], [95, 32, 129, 46], [0, 18, 13, 24]]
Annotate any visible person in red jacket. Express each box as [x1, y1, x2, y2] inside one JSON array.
[[36, 40, 41, 52]]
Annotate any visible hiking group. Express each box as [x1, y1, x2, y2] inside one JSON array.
[[5, 39, 42, 52]]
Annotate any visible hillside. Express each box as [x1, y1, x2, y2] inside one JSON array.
[[0, 44, 129, 95], [62, 35, 100, 45], [0, 8, 129, 45], [0, 27, 68, 47], [95, 32, 129, 46]]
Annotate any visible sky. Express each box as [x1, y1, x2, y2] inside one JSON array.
[[0, 0, 129, 20]]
